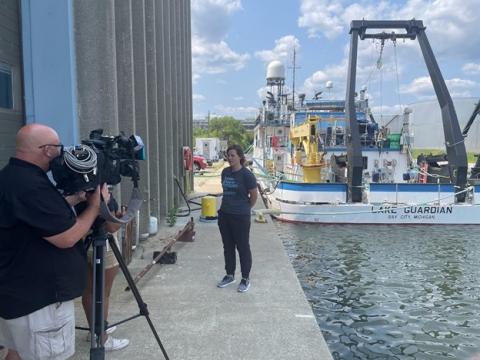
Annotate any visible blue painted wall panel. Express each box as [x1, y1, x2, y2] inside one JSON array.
[[21, 0, 78, 146]]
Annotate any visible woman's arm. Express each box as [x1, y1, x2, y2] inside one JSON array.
[[249, 187, 258, 207]]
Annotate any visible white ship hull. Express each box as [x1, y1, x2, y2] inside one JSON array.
[[258, 181, 480, 225]]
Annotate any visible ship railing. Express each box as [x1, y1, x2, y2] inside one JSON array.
[[265, 135, 290, 148], [264, 119, 290, 126], [367, 182, 474, 205]]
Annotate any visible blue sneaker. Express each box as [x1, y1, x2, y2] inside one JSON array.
[[237, 278, 250, 292], [217, 275, 235, 288]]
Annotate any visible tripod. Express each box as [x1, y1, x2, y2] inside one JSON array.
[[84, 222, 170, 360]]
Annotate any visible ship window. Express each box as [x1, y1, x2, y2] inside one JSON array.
[[0, 64, 13, 109]]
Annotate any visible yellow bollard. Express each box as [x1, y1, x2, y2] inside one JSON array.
[[200, 196, 217, 222], [255, 211, 267, 223]]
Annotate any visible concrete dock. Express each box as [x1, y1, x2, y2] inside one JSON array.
[[71, 169, 332, 359]]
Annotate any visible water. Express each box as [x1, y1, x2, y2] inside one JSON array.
[[276, 223, 480, 359]]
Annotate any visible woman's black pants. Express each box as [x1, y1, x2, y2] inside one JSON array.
[[218, 211, 252, 279]]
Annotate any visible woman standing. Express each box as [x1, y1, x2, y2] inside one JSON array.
[[217, 145, 258, 292]]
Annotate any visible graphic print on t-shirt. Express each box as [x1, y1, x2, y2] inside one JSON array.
[[220, 167, 256, 215], [222, 175, 238, 197]]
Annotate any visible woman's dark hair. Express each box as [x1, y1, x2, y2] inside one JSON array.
[[226, 144, 246, 165]]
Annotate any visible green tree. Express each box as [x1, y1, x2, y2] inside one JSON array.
[[193, 116, 253, 150], [193, 126, 209, 139]]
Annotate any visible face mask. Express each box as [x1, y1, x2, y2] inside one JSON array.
[[48, 145, 64, 171], [49, 152, 64, 172]]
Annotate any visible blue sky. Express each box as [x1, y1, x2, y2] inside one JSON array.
[[191, 0, 480, 120]]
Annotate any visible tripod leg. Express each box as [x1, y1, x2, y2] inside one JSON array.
[[90, 232, 107, 360], [108, 235, 170, 360]]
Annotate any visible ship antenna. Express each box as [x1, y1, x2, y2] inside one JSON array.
[[289, 47, 301, 110]]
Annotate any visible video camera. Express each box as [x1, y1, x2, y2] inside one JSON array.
[[51, 129, 145, 195]]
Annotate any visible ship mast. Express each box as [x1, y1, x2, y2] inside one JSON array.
[[289, 48, 300, 110]]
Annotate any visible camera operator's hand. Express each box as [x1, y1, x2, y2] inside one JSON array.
[[85, 185, 101, 210], [116, 206, 127, 218], [45, 185, 101, 248], [64, 191, 87, 207], [100, 183, 111, 204]]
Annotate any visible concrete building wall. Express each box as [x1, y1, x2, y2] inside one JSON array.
[[17, 0, 193, 236], [159, 0, 175, 211], [73, 0, 193, 234]]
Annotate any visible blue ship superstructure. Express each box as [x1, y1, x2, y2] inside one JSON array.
[[291, 92, 411, 184], [294, 97, 397, 152]]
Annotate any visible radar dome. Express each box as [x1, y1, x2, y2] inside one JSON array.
[[266, 61, 285, 81]]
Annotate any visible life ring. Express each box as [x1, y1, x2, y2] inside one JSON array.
[[183, 146, 193, 170]]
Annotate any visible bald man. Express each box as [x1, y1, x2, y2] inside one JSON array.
[[0, 124, 101, 360]]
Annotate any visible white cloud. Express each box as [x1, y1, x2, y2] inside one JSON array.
[[255, 35, 301, 64], [193, 94, 205, 101], [300, 39, 399, 98], [192, 73, 201, 84], [303, 70, 331, 94], [192, 36, 250, 76], [257, 86, 268, 100], [447, 78, 477, 89], [370, 104, 405, 116], [191, 0, 242, 42], [302, 60, 348, 99], [395, 0, 480, 60], [193, 113, 206, 120], [298, 0, 389, 39], [298, 0, 480, 61], [400, 76, 433, 95], [298, 0, 345, 39], [449, 91, 475, 98], [463, 62, 480, 75], [191, 0, 249, 81], [400, 76, 477, 96], [214, 104, 259, 119]]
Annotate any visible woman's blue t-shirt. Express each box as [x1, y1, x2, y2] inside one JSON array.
[[220, 166, 257, 216]]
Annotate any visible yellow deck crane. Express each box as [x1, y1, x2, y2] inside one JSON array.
[[289, 115, 326, 183]]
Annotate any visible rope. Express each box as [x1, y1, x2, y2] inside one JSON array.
[[250, 156, 305, 182], [174, 176, 201, 216], [364, 40, 380, 88], [379, 56, 383, 123], [62, 145, 97, 174], [417, 168, 450, 179], [446, 139, 466, 148], [393, 39, 404, 113]]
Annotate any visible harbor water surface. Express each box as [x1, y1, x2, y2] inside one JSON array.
[[276, 223, 480, 359]]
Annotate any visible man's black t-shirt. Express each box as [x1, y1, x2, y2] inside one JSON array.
[[0, 158, 86, 319]]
